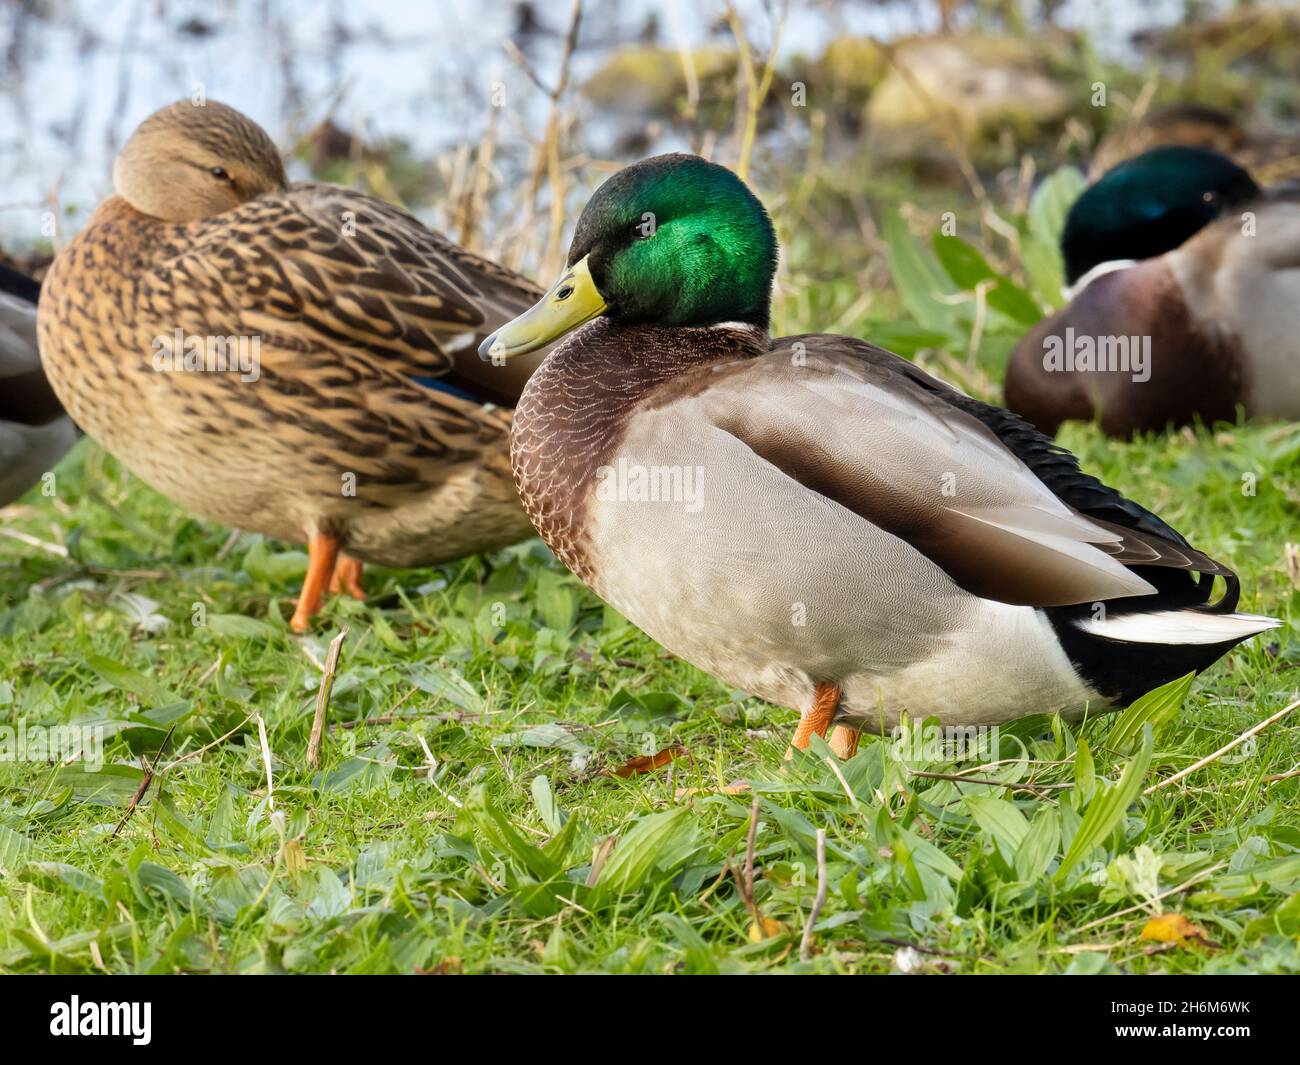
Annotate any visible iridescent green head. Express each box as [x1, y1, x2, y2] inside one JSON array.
[[1062, 146, 1259, 284], [480, 154, 778, 360], [569, 153, 778, 327]]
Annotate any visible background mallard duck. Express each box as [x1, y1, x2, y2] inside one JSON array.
[[1005, 147, 1300, 437], [37, 100, 548, 630], [1090, 103, 1300, 186], [1059, 146, 1261, 294], [0, 263, 79, 509], [480, 154, 1279, 757]]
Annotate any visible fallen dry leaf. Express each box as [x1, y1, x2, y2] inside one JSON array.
[[606, 743, 685, 778], [1140, 913, 1212, 947], [415, 956, 462, 974], [747, 916, 786, 943]]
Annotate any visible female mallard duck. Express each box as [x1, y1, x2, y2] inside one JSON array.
[[479, 154, 1278, 757], [1, 263, 79, 507], [37, 100, 547, 630], [1005, 146, 1300, 437]]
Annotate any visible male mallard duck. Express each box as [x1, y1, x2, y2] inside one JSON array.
[[1, 263, 79, 508], [479, 154, 1279, 757], [1005, 147, 1300, 437], [38, 100, 547, 630]]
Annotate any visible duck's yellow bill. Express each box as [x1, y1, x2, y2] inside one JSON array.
[[478, 256, 606, 362]]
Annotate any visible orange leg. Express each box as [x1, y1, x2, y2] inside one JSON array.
[[329, 555, 366, 600], [290, 533, 341, 633], [828, 725, 861, 760], [786, 682, 841, 760]]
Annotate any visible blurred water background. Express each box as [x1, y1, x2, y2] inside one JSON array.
[[1, 0, 1294, 282]]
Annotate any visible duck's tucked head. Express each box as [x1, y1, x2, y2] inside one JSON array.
[[480, 154, 777, 360], [1062, 146, 1259, 285], [113, 100, 289, 223]]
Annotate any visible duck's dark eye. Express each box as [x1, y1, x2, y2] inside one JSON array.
[[209, 166, 231, 181], [555, 284, 574, 302]]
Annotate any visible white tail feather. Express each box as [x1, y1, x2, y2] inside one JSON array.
[[1075, 609, 1282, 645]]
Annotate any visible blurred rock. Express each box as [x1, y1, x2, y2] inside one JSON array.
[[805, 37, 889, 129], [865, 35, 1074, 163], [583, 46, 742, 125]]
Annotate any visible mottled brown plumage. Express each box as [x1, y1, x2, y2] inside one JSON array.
[[37, 100, 547, 626]]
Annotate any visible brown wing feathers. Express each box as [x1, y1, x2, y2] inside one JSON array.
[[752, 334, 1237, 611], [183, 184, 544, 404]]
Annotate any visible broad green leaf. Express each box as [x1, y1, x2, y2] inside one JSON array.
[[1201, 854, 1300, 898], [241, 536, 308, 584], [655, 913, 720, 974], [1057, 724, 1154, 881], [1028, 166, 1086, 249], [1, 923, 133, 971], [1074, 736, 1096, 807], [903, 828, 964, 883], [965, 795, 1030, 860], [531, 775, 563, 835], [0, 824, 37, 873], [352, 842, 395, 892], [493, 723, 589, 754], [1016, 808, 1061, 882], [1065, 951, 1117, 974], [408, 664, 484, 714], [1022, 167, 1085, 309], [932, 233, 1042, 326], [1243, 892, 1300, 941], [86, 654, 179, 706], [313, 755, 392, 793], [933, 233, 998, 289], [862, 320, 952, 357], [135, 701, 196, 730], [21, 861, 104, 900], [534, 569, 578, 633], [206, 613, 281, 640], [1107, 672, 1195, 753], [153, 794, 213, 855], [304, 868, 350, 919], [1021, 229, 1066, 309], [608, 688, 689, 731], [54, 763, 147, 805], [465, 786, 561, 881], [883, 210, 960, 336], [132, 861, 197, 909], [541, 808, 582, 868], [594, 808, 700, 900]]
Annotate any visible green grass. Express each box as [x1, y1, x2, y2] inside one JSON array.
[[0, 407, 1297, 973], [3, 152, 1300, 974]]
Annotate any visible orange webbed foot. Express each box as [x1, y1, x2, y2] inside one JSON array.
[[785, 682, 841, 761], [329, 555, 366, 600], [290, 533, 341, 633]]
